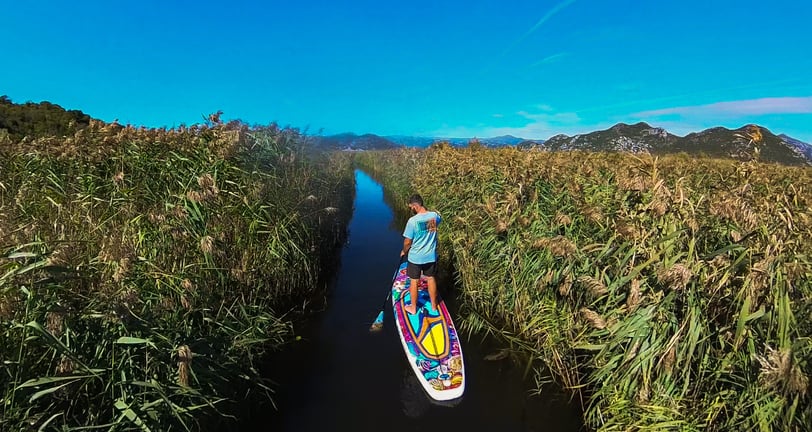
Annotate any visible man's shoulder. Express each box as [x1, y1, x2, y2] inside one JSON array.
[[413, 212, 437, 221]]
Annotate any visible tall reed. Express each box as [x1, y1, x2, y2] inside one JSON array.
[[0, 117, 354, 430], [356, 144, 812, 431]]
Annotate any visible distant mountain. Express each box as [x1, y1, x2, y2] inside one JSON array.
[[384, 135, 436, 148], [315, 125, 811, 165], [779, 134, 812, 161], [5, 96, 807, 165], [542, 122, 811, 166], [385, 134, 542, 148], [478, 135, 526, 146], [517, 139, 545, 149], [310, 133, 400, 150], [544, 122, 679, 153], [664, 126, 803, 165], [314, 133, 542, 150]]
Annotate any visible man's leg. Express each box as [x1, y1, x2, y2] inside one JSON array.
[[426, 276, 438, 312], [404, 261, 420, 315], [405, 277, 420, 315]]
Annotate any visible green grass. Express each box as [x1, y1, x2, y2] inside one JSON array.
[[356, 146, 812, 431], [0, 119, 354, 430]]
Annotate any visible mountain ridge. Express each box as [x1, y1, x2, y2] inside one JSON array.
[[1, 96, 808, 165], [316, 123, 811, 166]]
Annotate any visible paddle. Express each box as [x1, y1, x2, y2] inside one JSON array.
[[369, 257, 405, 331]]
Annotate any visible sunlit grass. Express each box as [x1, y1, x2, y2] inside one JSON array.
[[0, 117, 354, 430], [356, 144, 812, 431]]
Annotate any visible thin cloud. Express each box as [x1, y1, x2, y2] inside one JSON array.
[[576, 79, 806, 115], [475, 1, 575, 77], [528, 52, 569, 69], [634, 96, 812, 117], [431, 106, 588, 139], [517, 110, 580, 124], [500, 0, 577, 57]]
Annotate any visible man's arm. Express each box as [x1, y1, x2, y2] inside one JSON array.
[[401, 237, 412, 257]]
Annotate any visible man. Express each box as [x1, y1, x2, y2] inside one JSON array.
[[400, 194, 442, 315]]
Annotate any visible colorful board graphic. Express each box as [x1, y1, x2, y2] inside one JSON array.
[[391, 260, 465, 401]]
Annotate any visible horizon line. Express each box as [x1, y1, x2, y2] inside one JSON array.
[[324, 122, 808, 143]]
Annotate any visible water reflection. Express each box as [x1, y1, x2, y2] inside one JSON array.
[[400, 366, 464, 418], [246, 169, 583, 432], [400, 368, 431, 418]]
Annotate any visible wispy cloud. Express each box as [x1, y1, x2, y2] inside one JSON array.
[[502, 0, 577, 56], [528, 52, 569, 68], [429, 96, 812, 141], [576, 79, 807, 115], [475, 0, 575, 77], [633, 96, 812, 118], [517, 109, 580, 125], [431, 106, 594, 139]]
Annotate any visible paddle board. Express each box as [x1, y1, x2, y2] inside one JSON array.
[[391, 260, 465, 401]]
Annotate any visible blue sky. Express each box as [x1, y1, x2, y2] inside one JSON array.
[[2, 0, 811, 142]]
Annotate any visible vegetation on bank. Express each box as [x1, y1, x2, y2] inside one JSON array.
[[0, 96, 92, 141], [356, 143, 811, 431], [0, 114, 354, 430]]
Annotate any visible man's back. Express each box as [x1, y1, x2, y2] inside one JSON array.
[[403, 211, 441, 264]]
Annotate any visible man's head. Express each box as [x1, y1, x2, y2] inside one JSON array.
[[408, 194, 424, 213]]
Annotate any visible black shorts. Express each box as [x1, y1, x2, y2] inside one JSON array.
[[407, 261, 437, 279]]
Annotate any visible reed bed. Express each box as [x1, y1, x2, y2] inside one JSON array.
[[356, 144, 812, 431], [0, 117, 354, 430]]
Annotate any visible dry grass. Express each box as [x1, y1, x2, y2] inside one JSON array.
[[0, 118, 355, 430], [356, 146, 812, 431]]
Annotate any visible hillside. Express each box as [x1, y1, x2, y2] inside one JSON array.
[[385, 134, 543, 148], [543, 122, 811, 166], [329, 125, 811, 166], [313, 133, 546, 149], [543, 122, 679, 153], [310, 133, 400, 150], [0, 95, 93, 140], [665, 125, 809, 165], [779, 134, 812, 161]]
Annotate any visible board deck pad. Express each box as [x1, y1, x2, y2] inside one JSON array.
[[391, 260, 465, 401]]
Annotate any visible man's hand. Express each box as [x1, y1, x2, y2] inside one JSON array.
[[401, 237, 412, 258]]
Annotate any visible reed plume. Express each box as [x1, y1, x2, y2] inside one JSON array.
[[580, 308, 606, 330], [177, 345, 193, 388]]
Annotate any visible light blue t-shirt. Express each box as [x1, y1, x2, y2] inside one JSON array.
[[403, 211, 441, 264]]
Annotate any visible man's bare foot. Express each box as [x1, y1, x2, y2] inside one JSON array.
[[404, 304, 418, 315], [429, 304, 439, 314]]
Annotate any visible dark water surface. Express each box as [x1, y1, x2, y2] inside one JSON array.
[[253, 170, 583, 431]]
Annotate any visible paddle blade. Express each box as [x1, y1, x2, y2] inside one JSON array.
[[369, 310, 385, 331]]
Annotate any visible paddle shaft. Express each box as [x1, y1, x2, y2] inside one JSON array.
[[371, 256, 406, 327], [378, 288, 392, 313]]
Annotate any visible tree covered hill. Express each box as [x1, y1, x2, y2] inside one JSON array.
[[0, 95, 93, 140]]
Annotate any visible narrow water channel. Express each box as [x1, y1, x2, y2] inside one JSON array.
[[255, 169, 583, 431]]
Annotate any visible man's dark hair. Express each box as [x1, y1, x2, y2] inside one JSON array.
[[408, 194, 424, 206]]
